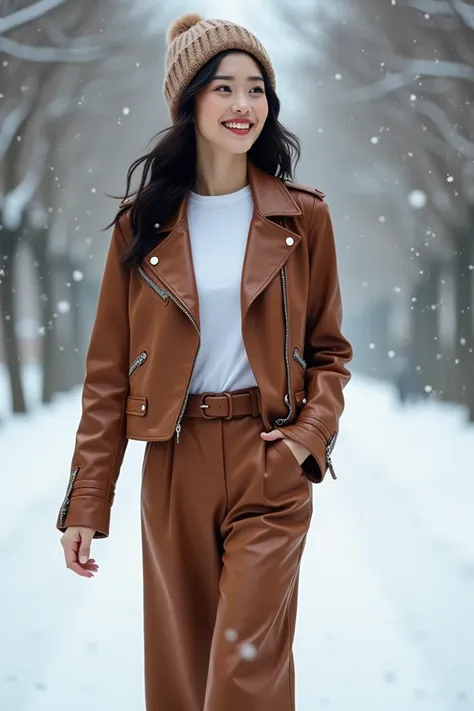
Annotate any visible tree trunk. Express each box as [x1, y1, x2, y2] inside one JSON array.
[[0, 229, 27, 413], [32, 238, 56, 404], [453, 228, 474, 421], [412, 261, 441, 399]]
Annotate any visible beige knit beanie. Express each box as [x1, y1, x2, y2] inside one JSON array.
[[164, 13, 276, 123]]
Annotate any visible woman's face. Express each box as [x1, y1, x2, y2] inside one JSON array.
[[194, 52, 269, 155]]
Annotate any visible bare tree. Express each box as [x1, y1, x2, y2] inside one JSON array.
[[278, 0, 474, 419], [0, 0, 164, 414]]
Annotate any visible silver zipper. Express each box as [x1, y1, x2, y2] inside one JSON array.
[[128, 351, 147, 377], [138, 266, 169, 301], [138, 266, 200, 443], [59, 466, 80, 527], [274, 266, 293, 427], [293, 346, 307, 371], [326, 433, 338, 480]]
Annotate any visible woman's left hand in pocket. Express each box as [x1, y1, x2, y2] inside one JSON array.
[[260, 429, 310, 465]]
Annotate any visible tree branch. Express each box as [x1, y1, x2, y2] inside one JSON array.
[[407, 0, 454, 15], [0, 81, 37, 160], [412, 97, 474, 158], [0, 34, 108, 62], [0, 0, 69, 34], [343, 55, 474, 102], [2, 136, 49, 230], [451, 0, 474, 30]]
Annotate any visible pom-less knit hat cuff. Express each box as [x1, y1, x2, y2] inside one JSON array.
[[163, 13, 276, 123]]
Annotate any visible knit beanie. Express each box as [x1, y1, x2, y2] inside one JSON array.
[[164, 13, 276, 123]]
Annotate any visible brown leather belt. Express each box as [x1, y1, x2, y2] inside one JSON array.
[[184, 388, 261, 419]]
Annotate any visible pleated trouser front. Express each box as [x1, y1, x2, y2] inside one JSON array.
[[140, 390, 313, 711]]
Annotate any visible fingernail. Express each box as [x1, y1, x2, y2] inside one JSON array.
[[79, 555, 88, 564]]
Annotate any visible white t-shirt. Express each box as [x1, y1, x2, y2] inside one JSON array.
[[187, 184, 258, 394]]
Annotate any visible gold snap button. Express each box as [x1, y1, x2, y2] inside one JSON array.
[[150, 256, 159, 266], [286, 237, 294, 246]]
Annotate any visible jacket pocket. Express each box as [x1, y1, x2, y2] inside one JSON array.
[[293, 346, 307, 371], [59, 466, 80, 528], [126, 395, 148, 416], [128, 350, 148, 379]]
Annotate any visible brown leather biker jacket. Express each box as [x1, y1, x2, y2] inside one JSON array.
[[56, 162, 352, 538]]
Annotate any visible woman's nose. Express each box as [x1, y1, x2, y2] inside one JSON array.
[[231, 103, 250, 115]]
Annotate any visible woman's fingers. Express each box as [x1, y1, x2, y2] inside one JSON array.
[[64, 545, 95, 577], [61, 530, 99, 578]]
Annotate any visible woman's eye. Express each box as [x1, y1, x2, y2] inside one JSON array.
[[215, 85, 231, 92], [250, 87, 264, 94]]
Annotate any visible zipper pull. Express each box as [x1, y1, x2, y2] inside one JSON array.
[[175, 423, 181, 444], [326, 452, 337, 480]]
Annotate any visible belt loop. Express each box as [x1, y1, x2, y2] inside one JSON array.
[[223, 392, 234, 420], [250, 389, 260, 418]]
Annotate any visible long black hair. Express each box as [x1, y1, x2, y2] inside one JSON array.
[[110, 49, 301, 271]]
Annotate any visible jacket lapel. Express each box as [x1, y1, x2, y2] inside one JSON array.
[[241, 162, 302, 319], [142, 198, 201, 329]]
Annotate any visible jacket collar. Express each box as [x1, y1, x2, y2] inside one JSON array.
[[142, 161, 303, 327], [154, 161, 302, 234]]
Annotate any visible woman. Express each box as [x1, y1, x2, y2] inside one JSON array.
[[57, 13, 352, 711]]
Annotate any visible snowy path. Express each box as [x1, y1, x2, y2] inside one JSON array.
[[1, 375, 473, 710]]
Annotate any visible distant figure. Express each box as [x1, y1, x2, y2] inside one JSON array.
[[392, 348, 415, 405]]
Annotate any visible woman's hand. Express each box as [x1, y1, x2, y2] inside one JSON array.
[[61, 527, 99, 578], [261, 429, 310, 465]]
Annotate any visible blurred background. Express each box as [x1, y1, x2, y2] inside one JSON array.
[[1, 0, 473, 709]]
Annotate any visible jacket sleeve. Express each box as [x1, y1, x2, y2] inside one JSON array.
[[56, 214, 131, 538], [276, 196, 353, 483]]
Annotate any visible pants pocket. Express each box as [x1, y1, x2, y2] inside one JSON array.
[[263, 440, 308, 504]]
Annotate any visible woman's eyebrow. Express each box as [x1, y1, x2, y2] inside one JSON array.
[[211, 74, 264, 82]]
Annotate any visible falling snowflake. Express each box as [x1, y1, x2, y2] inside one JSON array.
[[388, 350, 396, 359], [240, 643, 257, 661], [57, 301, 70, 314], [72, 270, 84, 282], [225, 629, 238, 642], [371, 137, 380, 144], [122, 107, 130, 115], [409, 190, 427, 209], [424, 385, 433, 393]]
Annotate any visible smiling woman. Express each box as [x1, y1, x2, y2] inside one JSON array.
[[193, 53, 269, 160], [56, 11, 352, 711]]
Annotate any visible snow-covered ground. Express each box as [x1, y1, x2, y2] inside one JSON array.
[[1, 367, 473, 710]]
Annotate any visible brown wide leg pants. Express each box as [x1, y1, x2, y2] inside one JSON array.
[[140, 387, 313, 711]]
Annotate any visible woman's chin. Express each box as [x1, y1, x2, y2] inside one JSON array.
[[220, 137, 255, 155]]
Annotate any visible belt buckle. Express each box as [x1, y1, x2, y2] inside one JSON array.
[[199, 392, 216, 419]]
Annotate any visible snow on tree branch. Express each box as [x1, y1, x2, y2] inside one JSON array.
[[0, 83, 37, 160], [0, 0, 68, 34], [408, 0, 474, 29], [3, 136, 49, 229], [412, 97, 474, 159], [0, 34, 108, 62], [344, 56, 474, 102]]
